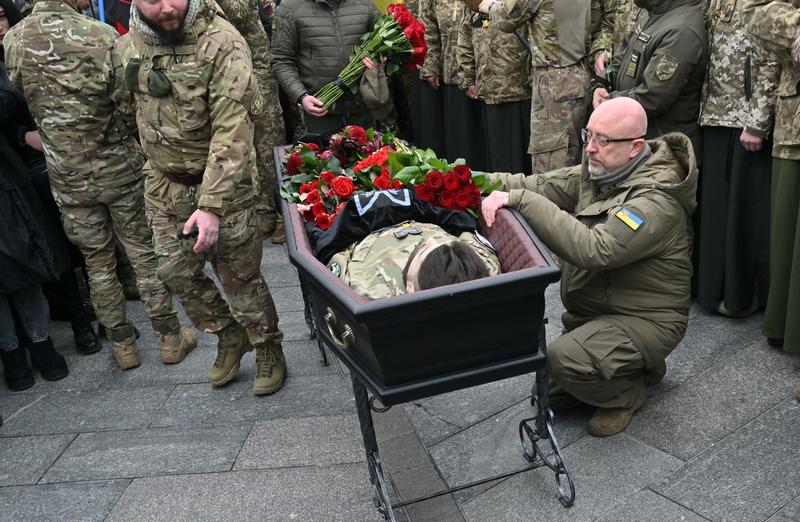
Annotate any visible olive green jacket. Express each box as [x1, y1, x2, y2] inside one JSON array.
[[490, 133, 698, 377]]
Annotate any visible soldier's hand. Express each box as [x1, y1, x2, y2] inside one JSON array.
[[592, 87, 609, 109], [740, 130, 763, 152], [363, 57, 384, 71], [481, 191, 509, 228], [466, 85, 478, 100], [424, 75, 440, 90], [24, 130, 43, 152], [477, 0, 494, 14], [594, 53, 606, 77], [301, 95, 329, 117], [185, 209, 220, 253]]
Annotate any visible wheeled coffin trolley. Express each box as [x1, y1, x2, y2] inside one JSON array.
[[277, 152, 576, 520]]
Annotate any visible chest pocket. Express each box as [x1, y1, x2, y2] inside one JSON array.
[[163, 60, 214, 133]]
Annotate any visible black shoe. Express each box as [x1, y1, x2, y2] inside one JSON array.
[[28, 338, 69, 381], [767, 337, 784, 348], [0, 347, 35, 391], [71, 319, 101, 354]]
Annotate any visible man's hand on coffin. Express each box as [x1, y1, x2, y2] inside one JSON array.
[[481, 190, 509, 227], [184, 209, 220, 253]]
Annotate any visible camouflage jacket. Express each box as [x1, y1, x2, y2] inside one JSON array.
[[698, 0, 780, 136], [487, 0, 598, 69], [589, 0, 639, 62], [4, 1, 143, 193], [120, 0, 263, 214], [456, 11, 531, 104], [328, 221, 500, 300], [743, 0, 800, 160], [419, 0, 468, 84]]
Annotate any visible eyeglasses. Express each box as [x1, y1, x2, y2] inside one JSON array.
[[581, 128, 645, 148]]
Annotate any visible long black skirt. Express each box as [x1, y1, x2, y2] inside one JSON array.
[[696, 126, 772, 312], [442, 83, 487, 171], [409, 73, 445, 157], [482, 99, 532, 175]]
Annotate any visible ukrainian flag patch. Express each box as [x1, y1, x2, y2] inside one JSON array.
[[615, 207, 644, 230]]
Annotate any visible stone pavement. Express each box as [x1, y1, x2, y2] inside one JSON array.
[[1, 241, 799, 521]]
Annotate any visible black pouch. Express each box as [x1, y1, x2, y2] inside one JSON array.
[[125, 59, 172, 97]]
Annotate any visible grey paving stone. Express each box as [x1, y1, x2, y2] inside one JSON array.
[[408, 374, 534, 430], [152, 376, 353, 427], [0, 480, 130, 521], [262, 264, 300, 287], [271, 285, 305, 313], [0, 352, 116, 393], [768, 495, 800, 522], [403, 402, 461, 447], [658, 310, 763, 390], [234, 414, 364, 470], [628, 340, 800, 460], [42, 424, 252, 483], [652, 398, 800, 522], [261, 244, 290, 265], [544, 282, 565, 327], [460, 433, 682, 521], [429, 399, 589, 493], [278, 310, 313, 341], [281, 340, 337, 377], [595, 489, 708, 521], [0, 386, 173, 436], [0, 434, 74, 486], [106, 466, 382, 521]]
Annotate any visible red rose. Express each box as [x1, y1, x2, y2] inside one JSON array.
[[305, 143, 320, 151], [455, 189, 473, 209], [315, 213, 332, 230], [439, 191, 457, 208], [415, 184, 436, 202], [331, 176, 355, 198], [443, 172, 460, 191], [425, 170, 444, 189], [471, 186, 482, 206], [344, 125, 368, 145], [320, 171, 335, 184], [299, 181, 318, 194], [373, 174, 392, 190], [392, 179, 403, 189], [304, 190, 321, 205], [312, 202, 327, 218], [453, 164, 472, 184], [286, 153, 303, 175]]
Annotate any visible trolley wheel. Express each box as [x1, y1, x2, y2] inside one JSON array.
[[518, 406, 576, 507]]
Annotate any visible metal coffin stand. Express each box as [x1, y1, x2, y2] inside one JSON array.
[[278, 180, 576, 520]]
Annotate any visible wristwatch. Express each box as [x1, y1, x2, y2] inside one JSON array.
[[297, 92, 310, 107]]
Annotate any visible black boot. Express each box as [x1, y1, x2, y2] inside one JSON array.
[[71, 319, 101, 354], [0, 347, 35, 391], [28, 338, 68, 381]]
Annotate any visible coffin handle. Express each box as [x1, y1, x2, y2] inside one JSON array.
[[323, 307, 355, 348]]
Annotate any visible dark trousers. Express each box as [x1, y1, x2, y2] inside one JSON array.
[[442, 83, 487, 171], [482, 99, 532, 175]]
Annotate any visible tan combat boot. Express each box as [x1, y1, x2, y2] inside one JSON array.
[[112, 343, 140, 370], [270, 216, 286, 244], [158, 327, 198, 364], [588, 407, 636, 437], [258, 211, 277, 241], [252, 344, 287, 396], [208, 323, 252, 386]]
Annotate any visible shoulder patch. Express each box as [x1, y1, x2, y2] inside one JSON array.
[[329, 262, 341, 277], [652, 54, 680, 82], [615, 207, 644, 230]]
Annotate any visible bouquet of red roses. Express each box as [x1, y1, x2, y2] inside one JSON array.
[[314, 3, 426, 109], [280, 126, 500, 230]]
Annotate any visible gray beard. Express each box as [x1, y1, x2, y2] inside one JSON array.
[[587, 164, 607, 177]]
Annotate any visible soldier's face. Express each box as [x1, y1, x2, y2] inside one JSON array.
[[135, 0, 188, 33], [584, 119, 644, 175], [0, 8, 10, 43]]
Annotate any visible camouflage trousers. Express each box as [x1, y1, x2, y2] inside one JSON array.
[[52, 179, 180, 346], [144, 172, 283, 348], [530, 65, 591, 174], [252, 69, 285, 217]]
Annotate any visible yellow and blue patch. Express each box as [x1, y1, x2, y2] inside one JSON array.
[[615, 207, 644, 231]]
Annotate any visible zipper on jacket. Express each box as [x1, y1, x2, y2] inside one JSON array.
[[330, 7, 346, 76]]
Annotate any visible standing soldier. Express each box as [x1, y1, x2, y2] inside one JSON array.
[[696, 0, 779, 318], [119, 0, 287, 394], [590, 0, 640, 79], [457, 4, 532, 174], [743, 0, 800, 355], [478, 0, 598, 174], [4, 0, 196, 370], [217, 0, 286, 244]]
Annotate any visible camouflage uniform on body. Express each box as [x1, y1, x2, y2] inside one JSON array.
[[328, 221, 500, 300], [120, 0, 286, 389], [3, 1, 181, 349], [743, 0, 800, 354], [590, 0, 638, 65], [217, 0, 286, 240], [419, 0, 464, 87], [487, 0, 598, 173]]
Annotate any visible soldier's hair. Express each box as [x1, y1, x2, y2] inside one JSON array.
[[417, 242, 490, 291], [0, 0, 23, 27]]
